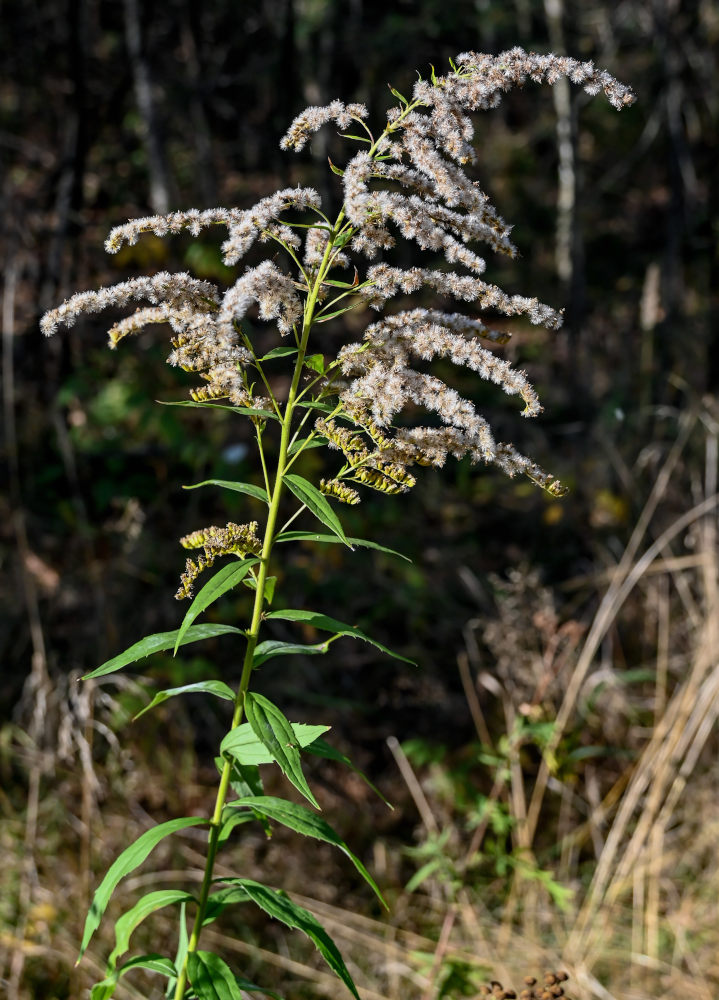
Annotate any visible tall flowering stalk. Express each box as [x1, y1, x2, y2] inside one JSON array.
[[42, 49, 633, 1000]]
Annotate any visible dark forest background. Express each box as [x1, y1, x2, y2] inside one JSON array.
[[1, 2, 718, 999]]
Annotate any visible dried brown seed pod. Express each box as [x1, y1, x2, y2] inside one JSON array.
[[524, 978, 537, 987]]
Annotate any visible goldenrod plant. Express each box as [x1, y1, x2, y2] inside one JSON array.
[[42, 48, 633, 1000]]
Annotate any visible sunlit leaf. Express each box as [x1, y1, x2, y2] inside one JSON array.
[[133, 681, 235, 721], [79, 817, 206, 960], [182, 479, 269, 504], [187, 950, 244, 1000], [284, 474, 351, 547], [244, 693, 319, 807], [108, 890, 193, 968], [83, 624, 244, 680], [214, 879, 359, 999], [157, 399, 277, 420], [220, 722, 330, 765], [275, 530, 410, 562], [305, 738, 393, 808], [233, 796, 386, 907], [174, 559, 258, 653], [266, 608, 414, 663], [259, 345, 299, 361], [252, 638, 333, 668]]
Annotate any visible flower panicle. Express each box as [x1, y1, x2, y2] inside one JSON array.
[[280, 100, 369, 152], [40, 272, 220, 337], [175, 521, 261, 599], [319, 478, 361, 505]]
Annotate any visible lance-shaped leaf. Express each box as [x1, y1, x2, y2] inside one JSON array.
[[243, 693, 319, 808], [157, 399, 278, 421], [243, 574, 277, 604], [91, 955, 178, 1000], [187, 949, 285, 1000], [233, 796, 386, 907], [288, 436, 326, 456], [107, 889, 194, 968], [166, 901, 189, 1000], [78, 817, 206, 961], [83, 624, 244, 680], [220, 722, 330, 765], [174, 558, 258, 654], [217, 808, 257, 847], [305, 737, 393, 808], [188, 950, 244, 1000], [182, 479, 269, 505], [266, 608, 414, 664], [214, 878, 359, 999], [133, 680, 235, 721], [284, 473, 351, 548], [252, 638, 334, 668], [203, 885, 251, 926], [275, 530, 410, 561], [259, 345, 298, 361]]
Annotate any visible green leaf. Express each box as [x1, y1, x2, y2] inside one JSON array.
[[243, 574, 277, 604], [389, 85, 409, 106], [91, 980, 117, 1000], [118, 954, 176, 981], [83, 624, 244, 680], [157, 399, 277, 420], [216, 879, 360, 999], [244, 693, 319, 808], [188, 951, 244, 1000], [304, 353, 326, 374], [327, 157, 345, 176], [321, 277, 358, 288], [406, 858, 443, 893], [217, 807, 257, 847], [294, 399, 335, 413], [78, 817, 206, 960], [288, 436, 326, 456], [259, 345, 299, 361], [203, 886, 251, 926], [338, 133, 372, 143], [234, 977, 284, 999], [182, 479, 269, 505], [108, 890, 193, 968], [221, 722, 330, 765], [166, 902, 189, 1000], [284, 474, 351, 547], [266, 608, 414, 664], [275, 530, 410, 562], [252, 638, 333, 668], [227, 759, 264, 798], [305, 737, 393, 808], [314, 305, 358, 324], [133, 681, 235, 721], [234, 796, 386, 907], [174, 558, 258, 654]]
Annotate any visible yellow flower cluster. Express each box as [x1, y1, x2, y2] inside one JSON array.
[[175, 521, 261, 599]]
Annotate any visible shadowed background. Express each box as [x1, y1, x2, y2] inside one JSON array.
[[1, 2, 718, 998]]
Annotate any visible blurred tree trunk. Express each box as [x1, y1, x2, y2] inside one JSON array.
[[42, 0, 89, 312], [124, 0, 171, 213], [181, 7, 217, 206], [544, 0, 586, 393]]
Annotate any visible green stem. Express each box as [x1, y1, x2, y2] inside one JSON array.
[[172, 214, 340, 1000]]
